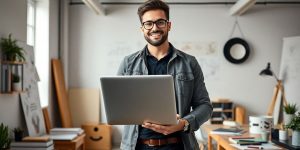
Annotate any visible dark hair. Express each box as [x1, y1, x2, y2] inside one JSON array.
[[137, 0, 169, 23]]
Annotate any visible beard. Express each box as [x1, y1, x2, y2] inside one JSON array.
[[144, 30, 168, 46]]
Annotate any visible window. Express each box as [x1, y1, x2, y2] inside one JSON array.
[[27, 0, 36, 46], [27, 0, 49, 107]]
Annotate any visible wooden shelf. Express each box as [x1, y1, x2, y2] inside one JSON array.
[[1, 61, 25, 93], [211, 100, 234, 124], [0, 61, 26, 65]]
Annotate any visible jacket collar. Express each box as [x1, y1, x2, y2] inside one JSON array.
[[136, 43, 184, 59]]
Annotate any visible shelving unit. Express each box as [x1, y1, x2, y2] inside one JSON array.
[[0, 60, 25, 94], [210, 99, 234, 124]]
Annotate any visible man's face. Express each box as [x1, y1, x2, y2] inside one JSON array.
[[141, 10, 171, 46]]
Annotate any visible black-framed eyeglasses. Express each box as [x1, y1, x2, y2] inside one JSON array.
[[142, 19, 168, 30]]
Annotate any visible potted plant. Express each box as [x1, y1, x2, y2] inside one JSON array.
[[13, 127, 24, 142], [286, 112, 300, 146], [0, 33, 25, 62], [279, 124, 288, 141], [0, 123, 11, 149], [283, 103, 298, 125], [12, 74, 22, 92]]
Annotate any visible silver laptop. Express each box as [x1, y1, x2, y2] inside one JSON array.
[[100, 75, 177, 125]]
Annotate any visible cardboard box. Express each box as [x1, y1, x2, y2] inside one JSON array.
[[69, 88, 100, 127], [82, 123, 112, 150]]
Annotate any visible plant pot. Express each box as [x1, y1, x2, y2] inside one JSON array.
[[279, 130, 288, 141], [284, 113, 295, 125], [14, 131, 24, 142], [13, 82, 22, 92], [292, 130, 300, 146]]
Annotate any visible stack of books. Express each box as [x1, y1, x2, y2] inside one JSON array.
[[50, 128, 84, 140], [10, 136, 53, 150]]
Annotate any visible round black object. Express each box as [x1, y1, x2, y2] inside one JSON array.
[[223, 37, 250, 64]]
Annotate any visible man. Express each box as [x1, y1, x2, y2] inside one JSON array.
[[117, 0, 212, 149]]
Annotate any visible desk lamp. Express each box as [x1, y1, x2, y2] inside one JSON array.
[[259, 62, 287, 116]]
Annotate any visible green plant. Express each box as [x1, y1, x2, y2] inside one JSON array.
[[13, 127, 23, 134], [12, 74, 20, 83], [283, 103, 298, 114], [13, 127, 24, 142], [0, 33, 25, 61], [286, 112, 300, 131], [0, 123, 11, 149]]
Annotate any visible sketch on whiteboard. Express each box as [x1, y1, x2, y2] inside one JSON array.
[[175, 41, 220, 80], [176, 41, 217, 56], [16, 42, 44, 136], [104, 40, 220, 79], [105, 41, 143, 75], [20, 83, 46, 137], [19, 43, 40, 90]]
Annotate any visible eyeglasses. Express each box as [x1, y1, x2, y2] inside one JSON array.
[[142, 19, 168, 30]]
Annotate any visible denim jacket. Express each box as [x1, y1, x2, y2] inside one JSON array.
[[117, 44, 213, 150]]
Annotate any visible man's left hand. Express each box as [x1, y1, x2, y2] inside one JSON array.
[[141, 115, 185, 135]]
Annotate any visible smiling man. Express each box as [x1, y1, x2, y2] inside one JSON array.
[[117, 0, 212, 149]]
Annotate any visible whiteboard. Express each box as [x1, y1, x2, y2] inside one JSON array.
[[279, 36, 300, 107]]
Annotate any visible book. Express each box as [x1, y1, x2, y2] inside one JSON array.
[[50, 128, 83, 135], [10, 144, 54, 150], [213, 108, 223, 111], [230, 143, 282, 150], [11, 140, 53, 148], [228, 136, 255, 144], [22, 136, 50, 142], [210, 127, 243, 135], [229, 136, 255, 139], [229, 137, 268, 144], [50, 134, 78, 140]]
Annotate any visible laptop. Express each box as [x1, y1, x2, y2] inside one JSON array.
[[100, 75, 177, 125]]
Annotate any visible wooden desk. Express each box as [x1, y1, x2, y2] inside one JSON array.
[[54, 133, 86, 150], [203, 124, 258, 150]]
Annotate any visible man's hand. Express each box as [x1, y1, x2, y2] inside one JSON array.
[[142, 114, 186, 135]]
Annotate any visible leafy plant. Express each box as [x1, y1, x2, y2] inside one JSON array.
[[13, 127, 24, 142], [0, 33, 25, 61], [283, 103, 298, 114], [13, 127, 24, 134], [0, 123, 11, 149], [12, 74, 20, 83], [286, 112, 300, 131]]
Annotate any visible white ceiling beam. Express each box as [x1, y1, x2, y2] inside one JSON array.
[[82, 0, 106, 15], [230, 0, 256, 16]]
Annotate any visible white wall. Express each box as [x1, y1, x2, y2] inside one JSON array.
[[0, 0, 27, 129], [68, 4, 300, 145], [0, 0, 27, 41]]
